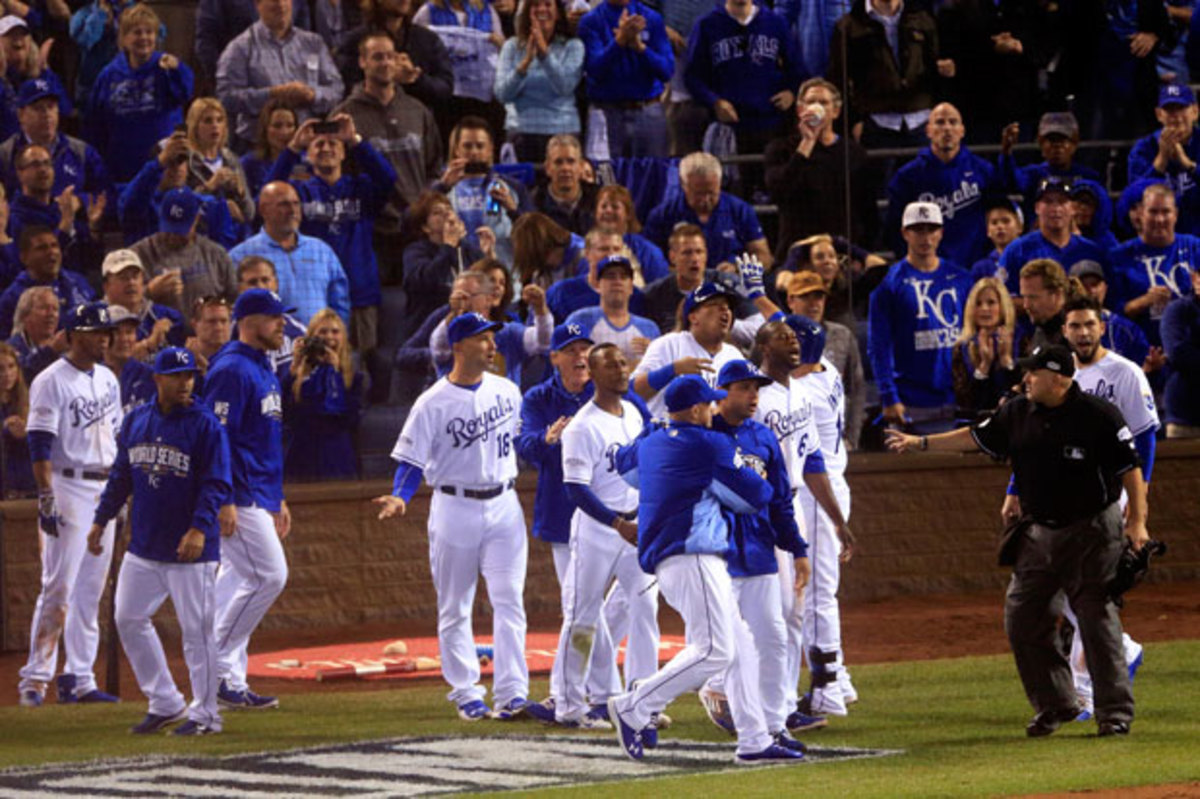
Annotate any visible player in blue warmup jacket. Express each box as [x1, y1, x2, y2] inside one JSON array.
[[869, 203, 974, 434], [606, 374, 802, 764], [202, 288, 291, 711], [89, 347, 231, 736]]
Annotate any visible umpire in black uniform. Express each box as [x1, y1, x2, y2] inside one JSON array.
[[884, 344, 1151, 738]]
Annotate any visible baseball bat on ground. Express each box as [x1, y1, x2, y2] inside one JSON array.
[[315, 656, 440, 682]]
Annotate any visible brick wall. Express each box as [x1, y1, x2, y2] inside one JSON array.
[[4, 442, 1198, 651]]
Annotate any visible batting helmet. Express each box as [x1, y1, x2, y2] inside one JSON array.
[[785, 314, 826, 364], [64, 302, 113, 332]]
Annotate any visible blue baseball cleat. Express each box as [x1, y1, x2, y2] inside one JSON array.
[[131, 709, 187, 734], [457, 700, 493, 721], [737, 742, 806, 764], [607, 698, 643, 761]]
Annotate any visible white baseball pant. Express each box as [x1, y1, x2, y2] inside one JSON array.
[[214, 506, 288, 691], [612, 553, 772, 756], [428, 489, 528, 707], [798, 474, 852, 714], [1062, 600, 1142, 713], [551, 520, 659, 722], [732, 573, 790, 734], [115, 553, 222, 729], [19, 474, 115, 697], [777, 547, 804, 707], [549, 538, 623, 702]]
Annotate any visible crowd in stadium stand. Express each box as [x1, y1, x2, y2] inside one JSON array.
[[1, 0, 1199, 495]]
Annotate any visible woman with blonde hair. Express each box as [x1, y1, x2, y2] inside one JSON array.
[[284, 308, 366, 481], [0, 340, 33, 497], [86, 3, 194, 182], [185, 97, 254, 228], [951, 276, 1017, 421]]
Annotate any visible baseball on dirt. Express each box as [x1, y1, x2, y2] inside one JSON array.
[[382, 640, 409, 655]]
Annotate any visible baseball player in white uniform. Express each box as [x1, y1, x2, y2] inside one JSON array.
[[788, 315, 858, 717], [18, 302, 123, 707], [1061, 297, 1157, 718], [632, 282, 746, 420], [376, 313, 530, 722], [549, 343, 658, 727]]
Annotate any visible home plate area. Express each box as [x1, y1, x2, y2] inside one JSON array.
[[0, 736, 900, 796]]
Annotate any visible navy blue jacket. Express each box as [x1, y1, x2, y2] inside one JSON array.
[[1162, 294, 1200, 426], [578, 0, 674, 103], [116, 159, 238, 247], [202, 340, 285, 511], [711, 413, 805, 578], [94, 399, 231, 563], [283, 365, 365, 480], [118, 357, 156, 415]]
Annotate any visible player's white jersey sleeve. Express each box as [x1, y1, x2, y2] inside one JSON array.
[[809, 358, 848, 475], [393, 374, 522, 486], [1076, 352, 1160, 437], [26, 364, 63, 438]]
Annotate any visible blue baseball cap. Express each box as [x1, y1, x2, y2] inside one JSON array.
[[17, 77, 58, 108], [716, 359, 772, 388], [1159, 84, 1195, 108], [682, 281, 736, 318], [664, 374, 727, 413], [448, 312, 502, 345], [595, 254, 634, 279], [158, 188, 201, 235], [552, 322, 592, 351], [153, 346, 199, 375], [65, 302, 112, 332], [233, 288, 293, 321]]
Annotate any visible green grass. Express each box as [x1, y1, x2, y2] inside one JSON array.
[[3, 641, 1199, 797]]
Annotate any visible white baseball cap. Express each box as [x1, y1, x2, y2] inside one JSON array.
[[101, 249, 144, 277], [0, 15, 28, 37], [902, 201, 943, 228]]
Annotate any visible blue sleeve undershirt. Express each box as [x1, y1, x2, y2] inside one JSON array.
[[564, 482, 619, 526], [392, 461, 425, 502], [28, 430, 54, 462]]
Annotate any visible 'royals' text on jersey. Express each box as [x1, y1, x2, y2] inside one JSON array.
[[755, 379, 819, 487], [27, 359, 122, 469], [392, 372, 522, 486]]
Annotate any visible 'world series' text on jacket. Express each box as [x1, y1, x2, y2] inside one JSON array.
[[617, 421, 773, 574], [201, 340, 285, 511], [94, 399, 232, 563]]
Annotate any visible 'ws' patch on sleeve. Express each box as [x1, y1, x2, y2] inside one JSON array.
[[213, 401, 230, 425]]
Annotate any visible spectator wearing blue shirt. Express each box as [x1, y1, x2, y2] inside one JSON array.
[[1109, 183, 1199, 349], [240, 100, 299, 202], [69, 0, 139, 108], [1161, 268, 1200, 436], [594, 183, 669, 283], [0, 226, 93, 339], [0, 79, 110, 203], [998, 178, 1108, 297], [577, 0, 674, 158], [229, 181, 351, 327], [546, 229, 648, 323], [283, 307, 365, 480], [886, 103, 1005, 268], [268, 113, 397, 358], [868, 202, 973, 434], [644, 152, 773, 271], [102, 306, 157, 415], [684, 0, 802, 156], [6, 285, 63, 383], [493, 0, 585, 163], [1128, 85, 1200, 235], [565, 255, 660, 366], [402, 190, 487, 336], [6, 144, 98, 274], [1070, 179, 1119, 252], [1069, 259, 1152, 369], [969, 196, 1024, 288], [85, 5, 195, 183]]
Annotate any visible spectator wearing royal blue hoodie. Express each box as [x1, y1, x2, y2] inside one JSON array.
[[6, 143, 99, 274], [1128, 84, 1200, 236], [0, 226, 94, 339], [266, 113, 397, 359], [886, 102, 1007, 268], [1069, 179, 1119, 252], [684, 0, 802, 156], [997, 178, 1108, 297], [85, 4, 194, 183], [868, 202, 973, 435], [577, 0, 674, 158]]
